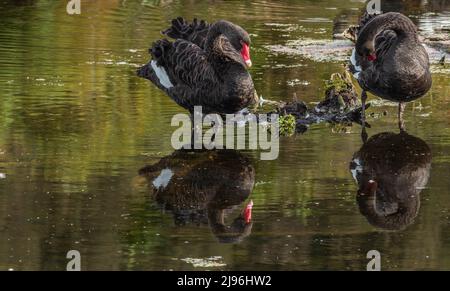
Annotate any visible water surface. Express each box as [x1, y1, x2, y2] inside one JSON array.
[[0, 0, 450, 271]]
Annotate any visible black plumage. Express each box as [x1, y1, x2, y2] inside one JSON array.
[[350, 132, 432, 230], [137, 18, 256, 114], [139, 150, 255, 243], [349, 12, 432, 130]]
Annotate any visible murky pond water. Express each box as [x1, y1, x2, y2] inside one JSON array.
[[0, 0, 449, 271]]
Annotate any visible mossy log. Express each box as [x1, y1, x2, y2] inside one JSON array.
[[258, 71, 370, 135]]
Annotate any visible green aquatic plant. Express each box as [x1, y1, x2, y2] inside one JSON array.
[[324, 73, 352, 93], [278, 114, 296, 137], [318, 72, 361, 114]]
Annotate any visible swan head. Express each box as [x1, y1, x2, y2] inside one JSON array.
[[210, 200, 254, 244], [358, 45, 377, 62], [357, 179, 422, 231], [240, 40, 252, 68], [208, 20, 252, 68]]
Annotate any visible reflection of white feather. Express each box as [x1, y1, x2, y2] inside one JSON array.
[[153, 168, 174, 190], [350, 158, 363, 182], [151, 61, 174, 89], [351, 49, 362, 79], [259, 96, 266, 107]]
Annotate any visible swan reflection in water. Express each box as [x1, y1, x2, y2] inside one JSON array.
[[350, 131, 432, 230], [139, 149, 255, 243]]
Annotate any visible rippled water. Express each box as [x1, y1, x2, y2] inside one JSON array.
[[0, 0, 449, 271]]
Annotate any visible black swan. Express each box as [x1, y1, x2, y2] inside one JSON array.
[[349, 12, 432, 131], [350, 131, 431, 230], [137, 18, 257, 115], [139, 149, 255, 243]]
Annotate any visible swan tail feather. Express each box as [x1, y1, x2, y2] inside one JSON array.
[[137, 39, 175, 90], [162, 17, 210, 48]]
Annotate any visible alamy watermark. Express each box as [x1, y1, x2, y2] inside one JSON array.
[[63, 249, 380, 271], [66, 250, 81, 271], [367, 250, 381, 271], [66, 0, 81, 15], [171, 107, 280, 161], [366, 0, 382, 14]]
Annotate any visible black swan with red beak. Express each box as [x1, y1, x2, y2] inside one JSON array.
[[349, 12, 432, 131], [137, 18, 256, 114]]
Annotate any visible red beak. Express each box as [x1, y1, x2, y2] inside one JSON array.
[[367, 53, 377, 62], [241, 43, 252, 68], [243, 200, 253, 223]]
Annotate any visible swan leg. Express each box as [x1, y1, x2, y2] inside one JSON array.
[[361, 127, 368, 143], [361, 90, 368, 143], [398, 102, 406, 132]]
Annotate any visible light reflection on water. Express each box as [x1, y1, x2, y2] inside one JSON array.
[[0, 0, 449, 271]]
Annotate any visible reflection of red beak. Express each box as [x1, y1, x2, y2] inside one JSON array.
[[360, 180, 378, 196], [368, 180, 378, 191], [243, 200, 253, 223], [241, 43, 252, 68], [367, 53, 377, 62]]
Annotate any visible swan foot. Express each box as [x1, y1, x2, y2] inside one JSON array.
[[398, 102, 406, 132]]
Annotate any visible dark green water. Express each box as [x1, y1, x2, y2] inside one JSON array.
[[0, 0, 449, 271]]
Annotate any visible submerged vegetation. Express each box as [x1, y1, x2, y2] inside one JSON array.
[[324, 72, 352, 93]]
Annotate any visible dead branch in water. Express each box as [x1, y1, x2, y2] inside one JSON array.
[[253, 71, 370, 135]]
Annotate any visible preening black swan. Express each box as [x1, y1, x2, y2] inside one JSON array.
[[139, 149, 255, 243], [350, 131, 431, 230], [349, 12, 432, 131], [137, 18, 257, 114]]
